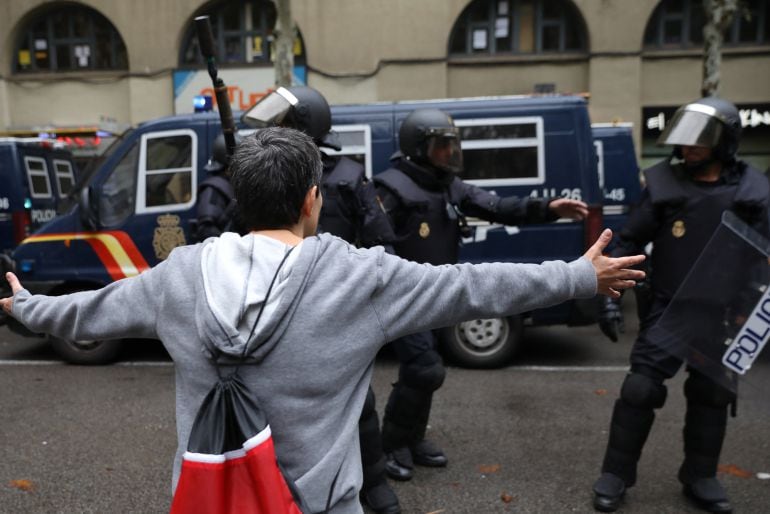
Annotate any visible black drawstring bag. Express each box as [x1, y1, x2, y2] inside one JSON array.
[[170, 248, 338, 514]]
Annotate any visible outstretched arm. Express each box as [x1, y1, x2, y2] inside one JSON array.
[[371, 228, 644, 341], [1, 264, 163, 343], [458, 182, 587, 225]]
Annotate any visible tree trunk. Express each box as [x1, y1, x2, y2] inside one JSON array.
[[702, 0, 739, 97], [274, 0, 295, 88]]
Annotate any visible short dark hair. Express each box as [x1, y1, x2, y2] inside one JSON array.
[[230, 127, 322, 231]]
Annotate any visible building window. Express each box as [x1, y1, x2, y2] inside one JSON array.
[[644, 0, 770, 49], [180, 0, 305, 67], [14, 5, 128, 73], [448, 0, 587, 56]]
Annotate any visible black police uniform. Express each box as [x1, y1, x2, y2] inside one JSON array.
[[595, 158, 769, 508], [374, 155, 556, 473], [319, 153, 395, 248], [194, 174, 236, 241]]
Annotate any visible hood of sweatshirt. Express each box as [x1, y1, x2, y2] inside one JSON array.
[[195, 232, 306, 363]]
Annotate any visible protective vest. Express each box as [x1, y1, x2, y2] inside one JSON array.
[[644, 160, 768, 299], [319, 156, 365, 243], [375, 167, 466, 265]]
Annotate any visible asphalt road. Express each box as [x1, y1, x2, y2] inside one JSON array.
[[0, 303, 768, 514]]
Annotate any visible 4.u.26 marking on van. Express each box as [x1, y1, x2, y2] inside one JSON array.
[[528, 188, 582, 200]]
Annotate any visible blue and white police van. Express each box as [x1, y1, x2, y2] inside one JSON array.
[[3, 95, 640, 366], [0, 138, 80, 257]]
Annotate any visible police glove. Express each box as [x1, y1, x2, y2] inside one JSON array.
[[598, 296, 624, 343]]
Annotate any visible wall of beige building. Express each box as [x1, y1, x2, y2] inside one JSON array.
[[0, 0, 767, 163]]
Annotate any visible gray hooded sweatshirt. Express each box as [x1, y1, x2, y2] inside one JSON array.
[[11, 232, 596, 513]]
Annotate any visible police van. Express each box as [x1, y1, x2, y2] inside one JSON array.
[[3, 95, 640, 366], [0, 138, 80, 257]]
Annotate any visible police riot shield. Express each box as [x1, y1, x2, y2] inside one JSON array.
[[645, 210, 770, 394]]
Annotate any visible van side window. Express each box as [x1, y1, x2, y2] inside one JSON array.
[[138, 130, 196, 213], [100, 142, 138, 227], [24, 156, 53, 198], [456, 117, 545, 186], [325, 124, 373, 178], [53, 159, 76, 198]]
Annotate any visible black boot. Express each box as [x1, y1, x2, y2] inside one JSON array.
[[411, 439, 447, 467], [681, 477, 732, 513], [384, 447, 413, 481], [592, 472, 626, 512], [361, 480, 401, 514], [680, 374, 731, 513], [593, 393, 658, 512]]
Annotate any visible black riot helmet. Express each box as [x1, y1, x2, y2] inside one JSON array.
[[241, 86, 339, 149], [657, 97, 742, 163], [204, 133, 243, 173], [399, 109, 464, 175]]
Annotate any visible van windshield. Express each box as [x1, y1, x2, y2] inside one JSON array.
[[76, 128, 135, 190]]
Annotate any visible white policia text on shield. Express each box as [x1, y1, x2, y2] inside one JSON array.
[[644, 211, 770, 393]]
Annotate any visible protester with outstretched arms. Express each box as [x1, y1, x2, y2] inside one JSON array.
[[1, 127, 644, 514]]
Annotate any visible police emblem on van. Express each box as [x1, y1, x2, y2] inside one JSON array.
[[153, 214, 186, 260], [672, 220, 686, 238], [419, 222, 430, 239]]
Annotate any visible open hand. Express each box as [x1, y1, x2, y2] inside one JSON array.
[[549, 198, 589, 220], [0, 272, 24, 315], [584, 229, 646, 298]]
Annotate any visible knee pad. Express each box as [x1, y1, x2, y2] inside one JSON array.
[[621, 372, 667, 409], [684, 372, 734, 408], [401, 359, 446, 392]]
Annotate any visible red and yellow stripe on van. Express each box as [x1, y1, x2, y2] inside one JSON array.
[[22, 231, 151, 281]]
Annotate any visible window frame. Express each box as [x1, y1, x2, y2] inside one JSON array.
[[13, 6, 128, 73], [179, 0, 306, 67], [455, 116, 546, 187], [449, 0, 587, 57], [136, 129, 198, 215], [24, 156, 53, 199], [52, 159, 76, 198], [324, 124, 373, 179], [644, 0, 769, 50]]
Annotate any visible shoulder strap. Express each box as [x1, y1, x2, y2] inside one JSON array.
[[643, 161, 688, 205], [230, 246, 295, 369], [199, 174, 234, 199], [374, 168, 429, 207], [327, 156, 365, 185]]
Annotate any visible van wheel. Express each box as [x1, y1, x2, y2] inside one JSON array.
[[49, 336, 122, 365], [440, 315, 523, 368]]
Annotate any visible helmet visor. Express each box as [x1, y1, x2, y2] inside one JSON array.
[[657, 106, 724, 148], [425, 127, 463, 174], [241, 87, 298, 128]]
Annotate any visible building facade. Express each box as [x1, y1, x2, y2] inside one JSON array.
[[0, 0, 768, 168]]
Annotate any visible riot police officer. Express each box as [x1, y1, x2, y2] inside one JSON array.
[[192, 133, 242, 241], [242, 86, 400, 514], [592, 97, 769, 513], [373, 108, 589, 482]]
